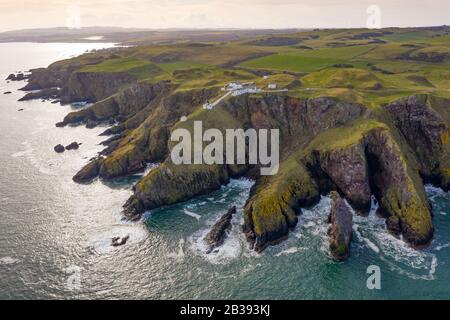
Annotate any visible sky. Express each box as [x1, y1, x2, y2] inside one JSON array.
[[0, 0, 449, 32]]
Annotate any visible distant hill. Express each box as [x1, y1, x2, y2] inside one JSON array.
[[0, 27, 305, 45]]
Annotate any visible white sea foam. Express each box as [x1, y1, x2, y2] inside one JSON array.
[[434, 243, 450, 251], [89, 224, 148, 255], [167, 238, 186, 261], [296, 193, 439, 280], [184, 209, 201, 221], [295, 195, 331, 254], [352, 198, 438, 280], [274, 247, 304, 257], [187, 178, 254, 264]]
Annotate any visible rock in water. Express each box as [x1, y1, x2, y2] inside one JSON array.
[[328, 192, 353, 261], [18, 88, 59, 101], [6, 73, 26, 81], [111, 235, 130, 247], [54, 144, 65, 153], [65, 142, 80, 151], [204, 206, 237, 253]]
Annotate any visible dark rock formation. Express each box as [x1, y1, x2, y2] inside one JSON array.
[[328, 192, 353, 261], [73, 158, 101, 183], [85, 119, 100, 129], [54, 144, 65, 153], [19, 88, 59, 101], [204, 206, 237, 253], [65, 142, 80, 151], [364, 128, 434, 247], [386, 215, 401, 237], [73, 86, 219, 183], [112, 235, 130, 247], [385, 95, 449, 191], [6, 73, 27, 81], [304, 143, 372, 213], [20, 68, 60, 91], [60, 71, 135, 103], [57, 81, 170, 127], [3, 91, 12, 95], [123, 96, 366, 230], [124, 164, 231, 221]]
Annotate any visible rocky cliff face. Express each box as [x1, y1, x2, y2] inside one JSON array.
[[20, 68, 62, 91], [385, 95, 450, 191], [119, 93, 446, 251], [364, 128, 434, 246], [58, 81, 171, 127], [74, 86, 220, 182], [20, 59, 450, 254], [61, 71, 136, 103]]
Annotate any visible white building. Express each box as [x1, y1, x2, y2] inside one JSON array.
[[232, 87, 262, 97], [268, 84, 277, 89], [225, 82, 243, 91]]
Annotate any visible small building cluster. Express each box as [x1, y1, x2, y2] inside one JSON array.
[[203, 79, 287, 110]]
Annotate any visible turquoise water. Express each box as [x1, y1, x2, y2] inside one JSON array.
[[0, 43, 449, 300]]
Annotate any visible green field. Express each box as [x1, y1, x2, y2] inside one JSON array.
[[59, 26, 450, 105]]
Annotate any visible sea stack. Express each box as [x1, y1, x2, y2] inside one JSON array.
[[328, 192, 353, 261], [204, 206, 237, 253]]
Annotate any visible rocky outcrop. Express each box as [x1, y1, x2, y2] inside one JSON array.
[[385, 95, 450, 191], [65, 142, 81, 150], [304, 143, 371, 213], [20, 68, 61, 91], [301, 121, 434, 248], [121, 95, 366, 249], [73, 158, 101, 183], [58, 81, 170, 127], [19, 88, 59, 101], [6, 73, 27, 81], [123, 163, 231, 220], [364, 128, 434, 247], [60, 71, 136, 103], [204, 206, 237, 253], [73, 86, 220, 183], [328, 192, 353, 261], [54, 144, 65, 153], [112, 235, 130, 247], [243, 162, 319, 252]]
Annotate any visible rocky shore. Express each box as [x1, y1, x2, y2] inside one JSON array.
[[17, 45, 450, 257]]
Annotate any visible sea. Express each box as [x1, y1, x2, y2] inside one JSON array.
[[0, 42, 449, 299]]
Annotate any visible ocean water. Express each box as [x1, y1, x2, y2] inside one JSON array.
[[0, 43, 449, 300]]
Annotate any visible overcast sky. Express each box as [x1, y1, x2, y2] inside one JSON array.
[[0, 0, 449, 32]]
